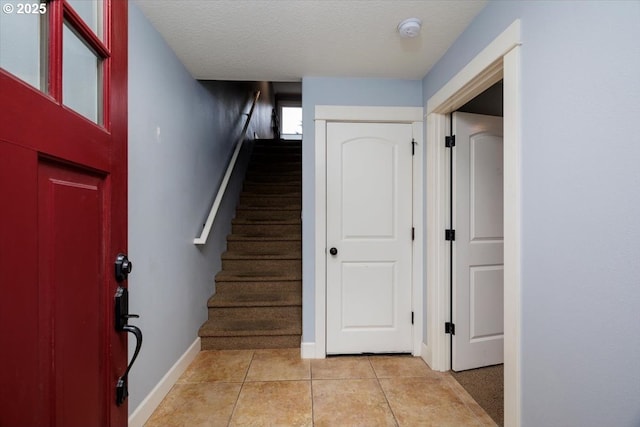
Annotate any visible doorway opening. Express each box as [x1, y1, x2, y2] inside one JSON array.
[[449, 80, 504, 427]]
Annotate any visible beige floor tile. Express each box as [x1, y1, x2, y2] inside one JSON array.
[[148, 351, 497, 427], [179, 349, 254, 383], [230, 380, 312, 427], [311, 356, 375, 379], [380, 377, 482, 427], [144, 382, 241, 427], [443, 375, 497, 426], [246, 348, 310, 381], [369, 355, 435, 378], [312, 379, 397, 427]]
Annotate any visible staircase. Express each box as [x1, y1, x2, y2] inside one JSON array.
[[198, 139, 302, 349]]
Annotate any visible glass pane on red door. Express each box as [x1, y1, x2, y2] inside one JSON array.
[[62, 21, 103, 123], [0, 0, 48, 90], [66, 0, 102, 39]]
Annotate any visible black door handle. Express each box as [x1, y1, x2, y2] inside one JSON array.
[[114, 276, 143, 405], [329, 247, 338, 256], [116, 322, 143, 406]]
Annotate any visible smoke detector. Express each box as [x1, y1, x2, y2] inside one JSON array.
[[397, 18, 422, 38]]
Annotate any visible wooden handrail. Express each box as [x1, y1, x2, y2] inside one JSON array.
[[194, 91, 261, 245]]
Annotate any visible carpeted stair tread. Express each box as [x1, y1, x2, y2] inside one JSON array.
[[245, 172, 302, 180], [227, 233, 300, 241], [232, 218, 301, 225], [215, 281, 301, 294], [208, 290, 301, 307], [216, 270, 302, 282], [237, 204, 301, 211], [239, 193, 301, 200], [222, 250, 301, 260], [235, 211, 300, 222], [199, 318, 301, 337], [236, 206, 300, 215], [243, 183, 301, 190], [240, 189, 301, 196]]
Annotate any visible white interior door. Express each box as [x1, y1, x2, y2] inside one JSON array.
[[453, 112, 504, 371], [326, 122, 413, 354]]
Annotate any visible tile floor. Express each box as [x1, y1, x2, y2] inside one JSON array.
[[145, 349, 497, 427]]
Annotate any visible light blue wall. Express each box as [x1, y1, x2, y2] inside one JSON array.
[[423, 2, 640, 426], [127, 3, 273, 412], [301, 77, 423, 342]]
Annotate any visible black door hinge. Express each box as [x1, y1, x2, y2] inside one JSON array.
[[412, 227, 415, 241], [445, 229, 455, 241], [412, 138, 417, 155], [445, 322, 455, 335], [445, 135, 455, 148], [411, 311, 414, 325]]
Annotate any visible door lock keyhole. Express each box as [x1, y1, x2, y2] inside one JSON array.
[[115, 253, 133, 283]]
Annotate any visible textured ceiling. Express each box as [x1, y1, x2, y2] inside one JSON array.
[[135, 0, 487, 82]]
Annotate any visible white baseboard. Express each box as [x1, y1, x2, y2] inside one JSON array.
[[421, 342, 434, 369], [301, 341, 323, 359], [129, 337, 201, 427]]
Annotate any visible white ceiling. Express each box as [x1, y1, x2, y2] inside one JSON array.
[[134, 0, 487, 82]]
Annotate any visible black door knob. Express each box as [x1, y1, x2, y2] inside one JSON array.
[[329, 247, 338, 256]]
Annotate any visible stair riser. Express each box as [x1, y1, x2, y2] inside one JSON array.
[[238, 202, 301, 210], [249, 159, 301, 166], [254, 141, 301, 148], [244, 178, 302, 186], [208, 306, 301, 321], [251, 153, 302, 160], [242, 185, 302, 197], [235, 210, 300, 221], [252, 145, 301, 152], [250, 156, 302, 164], [226, 240, 301, 252], [201, 335, 300, 350], [232, 224, 301, 235], [247, 165, 301, 173], [246, 170, 301, 176], [239, 196, 300, 206], [243, 183, 301, 191], [216, 272, 302, 282], [215, 281, 301, 293], [252, 146, 301, 153], [240, 192, 302, 206], [221, 259, 301, 272]]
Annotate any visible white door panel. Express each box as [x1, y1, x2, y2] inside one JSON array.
[[326, 122, 413, 354], [453, 112, 504, 371]]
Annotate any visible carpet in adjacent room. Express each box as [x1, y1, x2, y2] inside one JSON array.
[[450, 364, 503, 427]]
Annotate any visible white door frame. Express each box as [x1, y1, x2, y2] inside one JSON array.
[[423, 20, 521, 427], [313, 106, 424, 359]]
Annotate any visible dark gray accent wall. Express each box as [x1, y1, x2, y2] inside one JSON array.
[[423, 2, 640, 426], [127, 3, 273, 412]]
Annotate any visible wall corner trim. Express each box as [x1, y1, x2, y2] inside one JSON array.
[[300, 342, 322, 359], [128, 337, 201, 427], [421, 342, 433, 369]]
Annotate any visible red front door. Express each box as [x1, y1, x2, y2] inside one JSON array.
[[0, 1, 129, 425]]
